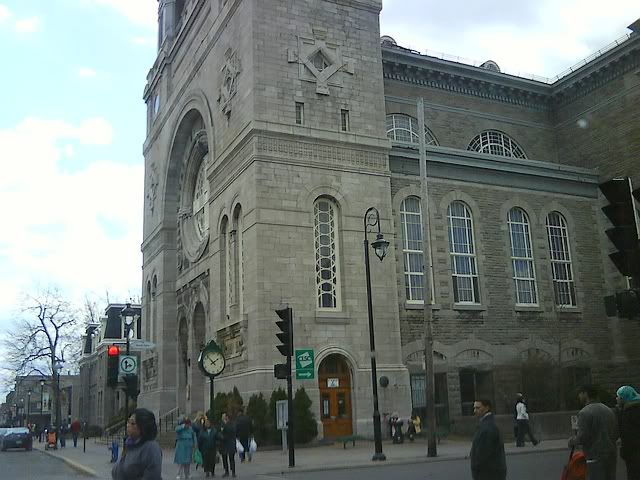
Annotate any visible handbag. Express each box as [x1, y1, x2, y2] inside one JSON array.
[[236, 439, 244, 453], [249, 437, 257, 453], [193, 449, 203, 465]]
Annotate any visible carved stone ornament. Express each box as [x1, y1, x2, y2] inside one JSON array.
[[288, 27, 354, 95], [218, 48, 242, 118], [146, 163, 159, 216], [178, 130, 210, 264]]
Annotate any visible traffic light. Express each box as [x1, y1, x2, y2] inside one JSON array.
[[123, 374, 140, 401], [599, 177, 640, 278], [275, 306, 293, 357], [107, 345, 120, 388], [274, 363, 288, 379]]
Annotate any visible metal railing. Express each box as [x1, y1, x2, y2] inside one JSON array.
[[157, 407, 180, 433], [97, 419, 126, 445]]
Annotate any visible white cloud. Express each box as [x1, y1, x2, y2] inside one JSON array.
[[0, 116, 142, 337], [0, 4, 11, 24], [14, 16, 40, 33], [86, 0, 156, 28], [78, 67, 97, 78], [380, 0, 640, 78]]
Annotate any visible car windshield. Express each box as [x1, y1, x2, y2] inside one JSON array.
[[6, 428, 29, 434]]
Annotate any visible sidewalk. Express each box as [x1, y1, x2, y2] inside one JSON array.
[[35, 437, 569, 479]]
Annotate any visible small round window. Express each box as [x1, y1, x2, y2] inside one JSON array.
[[192, 156, 209, 240]]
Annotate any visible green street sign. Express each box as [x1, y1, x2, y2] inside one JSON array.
[[295, 349, 315, 380]]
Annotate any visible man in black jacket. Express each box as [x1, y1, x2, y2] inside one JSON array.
[[470, 399, 507, 480], [235, 407, 253, 462]]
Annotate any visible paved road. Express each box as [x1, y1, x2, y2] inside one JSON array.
[[0, 449, 89, 479], [268, 451, 628, 480]]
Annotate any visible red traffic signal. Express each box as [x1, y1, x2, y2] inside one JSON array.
[[108, 345, 120, 357]]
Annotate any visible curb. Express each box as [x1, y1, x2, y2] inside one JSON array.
[[36, 448, 98, 477], [260, 444, 569, 475]]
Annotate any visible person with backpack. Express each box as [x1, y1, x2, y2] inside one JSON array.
[[616, 385, 640, 480]]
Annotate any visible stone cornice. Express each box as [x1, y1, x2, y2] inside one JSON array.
[[382, 34, 640, 110], [551, 37, 640, 106], [390, 145, 599, 198], [383, 48, 552, 110]]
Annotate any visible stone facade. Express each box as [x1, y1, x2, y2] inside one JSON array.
[[139, 0, 640, 436]]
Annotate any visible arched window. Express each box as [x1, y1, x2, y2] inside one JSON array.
[[447, 201, 479, 304], [508, 207, 538, 305], [468, 130, 526, 159], [232, 205, 244, 315], [220, 216, 230, 319], [546, 212, 576, 306], [314, 199, 341, 310], [400, 197, 424, 302], [386, 114, 438, 146]]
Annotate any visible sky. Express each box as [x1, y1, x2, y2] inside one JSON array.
[[0, 0, 638, 397]]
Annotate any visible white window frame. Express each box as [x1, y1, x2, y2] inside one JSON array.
[[386, 114, 438, 146], [340, 109, 350, 132], [468, 130, 527, 159], [546, 212, 577, 307], [447, 201, 480, 304], [314, 199, 341, 310], [401, 197, 425, 303], [508, 207, 538, 306], [295, 102, 304, 125]]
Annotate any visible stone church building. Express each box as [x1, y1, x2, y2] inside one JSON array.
[[139, 0, 640, 437]]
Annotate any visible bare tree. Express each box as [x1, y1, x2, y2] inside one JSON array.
[[1, 286, 81, 428]]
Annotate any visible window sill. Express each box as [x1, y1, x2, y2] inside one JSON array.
[[405, 303, 441, 311], [315, 311, 350, 324], [514, 305, 544, 313], [453, 304, 487, 312], [555, 306, 582, 314]]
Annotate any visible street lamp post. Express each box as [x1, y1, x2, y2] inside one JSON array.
[[53, 359, 64, 439], [120, 302, 137, 443], [40, 379, 45, 442], [363, 207, 390, 462], [27, 389, 32, 427]]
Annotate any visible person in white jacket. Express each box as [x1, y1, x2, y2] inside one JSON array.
[[515, 393, 539, 447]]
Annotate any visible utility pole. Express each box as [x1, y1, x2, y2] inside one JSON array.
[[417, 97, 437, 457]]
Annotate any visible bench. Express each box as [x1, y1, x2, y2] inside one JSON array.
[[336, 434, 363, 449]]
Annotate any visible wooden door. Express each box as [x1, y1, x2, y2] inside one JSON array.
[[318, 354, 353, 438]]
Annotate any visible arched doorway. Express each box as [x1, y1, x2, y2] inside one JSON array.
[[318, 354, 353, 437], [190, 303, 207, 412], [177, 317, 188, 412]]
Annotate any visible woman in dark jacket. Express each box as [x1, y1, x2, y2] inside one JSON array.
[[219, 413, 237, 478], [112, 408, 163, 480], [198, 419, 219, 478], [617, 386, 640, 480]]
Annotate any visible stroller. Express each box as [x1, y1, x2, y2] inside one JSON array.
[[45, 429, 58, 450]]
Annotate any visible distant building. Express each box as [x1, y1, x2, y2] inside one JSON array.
[[78, 303, 142, 428], [3, 374, 78, 430]]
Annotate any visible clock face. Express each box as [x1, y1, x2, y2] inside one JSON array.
[[203, 350, 225, 376]]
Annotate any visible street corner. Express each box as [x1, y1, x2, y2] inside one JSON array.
[[36, 446, 98, 477]]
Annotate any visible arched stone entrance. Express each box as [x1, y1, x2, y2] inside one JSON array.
[[177, 317, 188, 413], [190, 303, 207, 412], [318, 354, 353, 438]]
